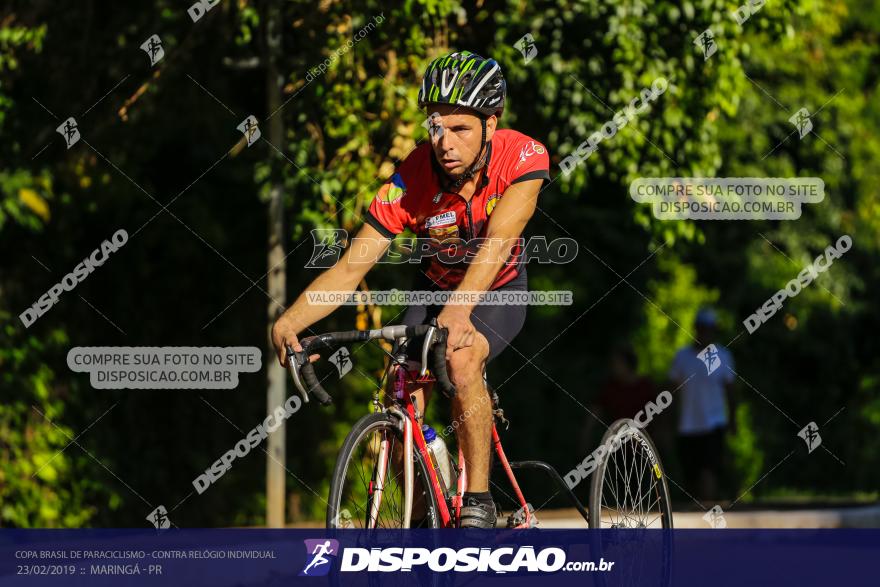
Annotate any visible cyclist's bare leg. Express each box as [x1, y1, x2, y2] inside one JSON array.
[[379, 331, 490, 505], [447, 333, 491, 493]]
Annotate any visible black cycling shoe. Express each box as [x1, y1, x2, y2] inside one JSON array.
[[459, 496, 498, 529]]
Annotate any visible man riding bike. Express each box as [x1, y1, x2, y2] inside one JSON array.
[[271, 50, 550, 528]]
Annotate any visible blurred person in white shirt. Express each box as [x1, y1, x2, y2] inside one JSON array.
[[668, 308, 737, 502]]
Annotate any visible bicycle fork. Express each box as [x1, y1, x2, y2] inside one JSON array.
[[366, 416, 415, 529], [368, 430, 391, 529], [367, 397, 418, 529]]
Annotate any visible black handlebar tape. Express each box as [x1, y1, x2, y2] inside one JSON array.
[[291, 333, 362, 407], [295, 331, 370, 406], [292, 343, 334, 406], [302, 330, 370, 353], [404, 324, 432, 338], [295, 325, 455, 404], [299, 358, 333, 406], [430, 330, 457, 399]]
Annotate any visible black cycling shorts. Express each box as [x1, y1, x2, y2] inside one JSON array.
[[395, 268, 528, 364]]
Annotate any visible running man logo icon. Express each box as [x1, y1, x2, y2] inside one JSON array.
[[328, 347, 352, 378], [694, 29, 718, 60], [515, 33, 538, 64], [798, 422, 822, 453], [702, 504, 727, 528], [56, 117, 80, 149], [299, 539, 339, 577], [237, 115, 261, 147], [140, 34, 164, 67], [422, 111, 444, 141], [146, 505, 171, 529], [697, 344, 722, 375], [789, 108, 813, 139], [306, 228, 348, 269]]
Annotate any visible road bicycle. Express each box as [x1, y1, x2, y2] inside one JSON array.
[[286, 319, 673, 531]]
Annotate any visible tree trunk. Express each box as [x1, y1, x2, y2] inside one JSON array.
[[265, 0, 286, 529]]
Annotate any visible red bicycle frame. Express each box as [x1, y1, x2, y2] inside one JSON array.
[[384, 365, 533, 528], [290, 326, 594, 530]]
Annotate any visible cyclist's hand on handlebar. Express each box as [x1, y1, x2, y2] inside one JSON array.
[[437, 306, 475, 361], [271, 318, 318, 367]]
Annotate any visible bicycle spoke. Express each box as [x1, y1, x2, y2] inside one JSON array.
[[609, 446, 636, 528], [608, 446, 628, 526], [610, 441, 625, 525], [591, 421, 673, 586], [335, 422, 436, 529], [598, 426, 669, 529], [635, 437, 647, 523], [602, 449, 621, 526]]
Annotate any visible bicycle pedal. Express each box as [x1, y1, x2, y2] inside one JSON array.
[[506, 503, 539, 528]]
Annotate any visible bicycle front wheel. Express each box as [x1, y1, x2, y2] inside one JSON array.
[[327, 412, 441, 529]]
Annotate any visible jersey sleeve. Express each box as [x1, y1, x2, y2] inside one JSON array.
[[365, 146, 425, 238], [509, 137, 551, 186], [364, 172, 408, 238]]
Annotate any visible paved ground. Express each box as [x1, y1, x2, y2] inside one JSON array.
[[522, 504, 880, 528], [288, 504, 880, 528]]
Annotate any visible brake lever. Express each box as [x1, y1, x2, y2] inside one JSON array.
[[420, 325, 437, 377], [285, 344, 310, 404]]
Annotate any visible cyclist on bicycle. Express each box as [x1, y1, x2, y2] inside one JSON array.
[[272, 50, 550, 528]]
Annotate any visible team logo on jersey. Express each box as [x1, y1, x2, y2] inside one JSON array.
[[377, 173, 406, 204], [515, 140, 546, 170], [486, 193, 501, 216], [425, 210, 460, 244], [425, 210, 456, 228], [428, 224, 460, 244]]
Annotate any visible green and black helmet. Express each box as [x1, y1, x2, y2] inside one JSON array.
[[417, 51, 506, 119]]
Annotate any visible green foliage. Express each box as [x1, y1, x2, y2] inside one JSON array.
[[1, 0, 878, 527], [0, 14, 99, 527], [0, 22, 45, 72], [0, 319, 98, 527], [631, 254, 719, 380], [727, 401, 764, 499]]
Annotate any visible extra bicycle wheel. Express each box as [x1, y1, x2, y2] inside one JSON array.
[[589, 418, 673, 528], [327, 412, 441, 529], [589, 418, 673, 587]]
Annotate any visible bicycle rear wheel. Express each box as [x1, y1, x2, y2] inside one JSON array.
[[589, 418, 673, 528], [589, 418, 673, 587], [327, 411, 440, 529]]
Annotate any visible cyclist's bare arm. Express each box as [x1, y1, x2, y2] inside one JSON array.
[[271, 223, 392, 366], [438, 178, 542, 353], [457, 178, 541, 294]]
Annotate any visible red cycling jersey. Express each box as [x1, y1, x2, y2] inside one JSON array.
[[365, 129, 551, 290]]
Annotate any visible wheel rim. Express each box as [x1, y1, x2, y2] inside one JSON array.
[[598, 429, 669, 529], [333, 421, 435, 529]]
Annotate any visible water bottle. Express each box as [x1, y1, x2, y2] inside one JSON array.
[[422, 425, 456, 493]]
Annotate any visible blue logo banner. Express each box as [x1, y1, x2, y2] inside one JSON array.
[[1, 529, 876, 586]]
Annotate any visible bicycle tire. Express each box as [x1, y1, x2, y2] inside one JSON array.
[[589, 418, 673, 587], [327, 411, 441, 529], [589, 418, 673, 529]]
